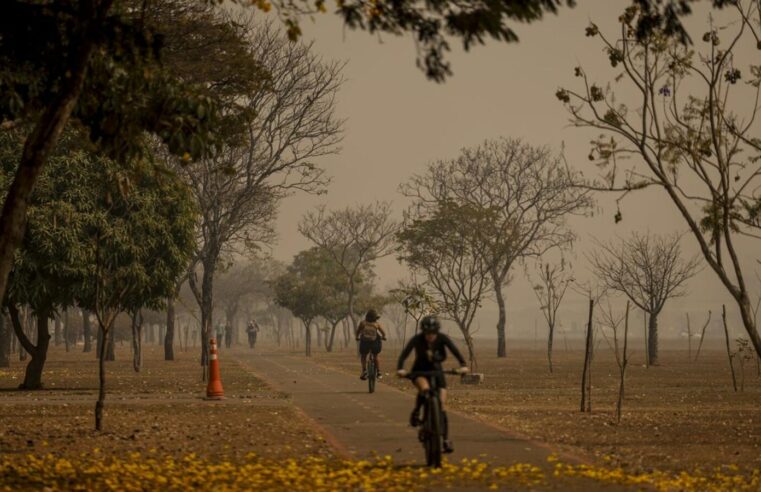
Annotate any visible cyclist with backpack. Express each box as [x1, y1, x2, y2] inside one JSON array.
[[356, 309, 387, 380], [396, 315, 468, 454]]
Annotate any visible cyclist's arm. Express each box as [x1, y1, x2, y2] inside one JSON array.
[[377, 325, 387, 339], [397, 337, 415, 370], [443, 335, 467, 367], [355, 321, 365, 339]]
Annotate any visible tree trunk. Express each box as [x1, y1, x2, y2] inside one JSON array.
[[131, 311, 143, 372], [327, 320, 340, 352], [54, 316, 62, 346], [0, 313, 10, 368], [547, 322, 555, 374], [494, 280, 507, 358], [21, 313, 51, 390], [96, 325, 103, 358], [648, 312, 659, 366], [580, 299, 594, 413], [198, 257, 217, 378], [694, 310, 712, 362], [304, 320, 312, 357], [105, 328, 115, 361], [165, 297, 176, 361], [95, 324, 109, 431], [616, 301, 630, 424], [722, 305, 738, 392]]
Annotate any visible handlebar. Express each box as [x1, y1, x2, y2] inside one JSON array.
[[402, 368, 464, 379]]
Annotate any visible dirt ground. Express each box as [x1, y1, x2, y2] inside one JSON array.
[[0, 343, 334, 462], [310, 337, 761, 476]]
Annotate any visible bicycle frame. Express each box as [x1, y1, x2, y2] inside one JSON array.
[[405, 369, 460, 467]]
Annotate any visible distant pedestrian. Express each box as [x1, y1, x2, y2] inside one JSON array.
[[215, 322, 225, 348], [246, 320, 259, 349]]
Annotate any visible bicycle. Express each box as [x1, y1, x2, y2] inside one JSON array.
[[367, 352, 378, 393], [358, 337, 386, 394], [404, 368, 461, 468]]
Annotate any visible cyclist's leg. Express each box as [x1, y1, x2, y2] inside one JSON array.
[[410, 377, 429, 426], [373, 340, 382, 375], [359, 341, 369, 378], [439, 384, 453, 452]]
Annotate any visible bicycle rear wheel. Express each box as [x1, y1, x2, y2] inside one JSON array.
[[368, 356, 376, 393]]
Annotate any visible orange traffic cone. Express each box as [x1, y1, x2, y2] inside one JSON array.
[[206, 338, 224, 400]]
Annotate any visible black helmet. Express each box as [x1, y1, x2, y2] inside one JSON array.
[[365, 309, 380, 322], [420, 315, 441, 334]]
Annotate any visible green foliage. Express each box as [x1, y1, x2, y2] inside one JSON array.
[[273, 247, 377, 324], [0, 129, 196, 316], [0, 0, 222, 163], [272, 248, 334, 324]]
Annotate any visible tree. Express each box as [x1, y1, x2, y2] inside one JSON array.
[[589, 233, 699, 365], [0, 132, 93, 389], [532, 260, 574, 373], [401, 138, 591, 357], [397, 202, 491, 367], [558, 1, 761, 357], [76, 156, 195, 431], [299, 202, 398, 332], [0, 1, 226, 320], [181, 19, 342, 374], [273, 248, 335, 356], [598, 299, 630, 423]]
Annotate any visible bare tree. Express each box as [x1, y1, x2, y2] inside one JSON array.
[[694, 310, 713, 361], [598, 300, 631, 424], [181, 21, 343, 374], [558, 2, 761, 358], [299, 202, 398, 330], [401, 138, 591, 358], [532, 260, 574, 373], [589, 232, 700, 365], [397, 202, 491, 368]]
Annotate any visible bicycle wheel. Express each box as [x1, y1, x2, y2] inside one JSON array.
[[368, 356, 376, 393], [426, 396, 443, 467]]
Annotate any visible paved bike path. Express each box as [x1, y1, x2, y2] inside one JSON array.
[[237, 352, 566, 467]]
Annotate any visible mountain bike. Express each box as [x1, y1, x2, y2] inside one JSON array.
[[367, 352, 378, 393], [405, 368, 461, 468], [359, 337, 385, 393]]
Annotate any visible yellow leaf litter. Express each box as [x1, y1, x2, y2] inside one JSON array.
[[0, 453, 759, 491]]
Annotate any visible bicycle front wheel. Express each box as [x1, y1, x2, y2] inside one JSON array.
[[425, 396, 443, 467]]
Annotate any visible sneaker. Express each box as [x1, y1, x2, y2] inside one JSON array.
[[360, 370, 367, 380], [443, 440, 454, 454], [409, 410, 421, 427], [377, 372, 383, 380]]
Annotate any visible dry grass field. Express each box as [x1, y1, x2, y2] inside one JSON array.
[[312, 337, 761, 476]]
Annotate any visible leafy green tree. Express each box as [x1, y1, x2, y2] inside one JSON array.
[[75, 156, 195, 431], [299, 203, 398, 333], [272, 248, 335, 356], [0, 1, 225, 319], [397, 202, 492, 367], [0, 133, 91, 389]]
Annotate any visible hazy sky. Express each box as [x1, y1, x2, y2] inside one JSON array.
[[267, 1, 759, 339]]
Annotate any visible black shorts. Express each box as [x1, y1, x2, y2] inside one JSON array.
[[359, 338, 382, 355], [412, 365, 447, 389]]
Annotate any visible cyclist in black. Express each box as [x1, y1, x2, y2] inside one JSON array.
[[396, 315, 468, 453]]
